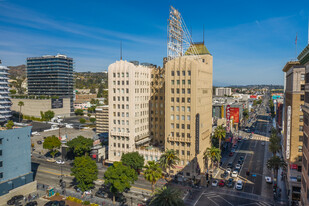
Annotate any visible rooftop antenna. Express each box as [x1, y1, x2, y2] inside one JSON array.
[[120, 40, 122, 60], [203, 24, 205, 44]]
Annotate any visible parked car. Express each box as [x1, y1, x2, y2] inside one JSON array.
[[25, 201, 38, 206], [231, 171, 238, 178], [95, 190, 108, 198], [212, 180, 218, 187], [44, 201, 65, 206], [235, 164, 241, 170], [84, 190, 92, 195], [235, 180, 243, 190], [7, 195, 24, 205], [265, 176, 272, 184], [231, 148, 236, 153], [227, 162, 233, 168], [56, 160, 65, 165], [226, 168, 232, 174], [221, 171, 229, 178], [229, 152, 234, 157], [218, 179, 225, 187], [238, 160, 243, 165], [37, 140, 42, 145], [46, 158, 56, 163], [239, 156, 245, 161], [226, 178, 234, 188]]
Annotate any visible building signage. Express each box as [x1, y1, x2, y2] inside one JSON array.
[[226, 105, 230, 132], [230, 107, 240, 123], [51, 98, 63, 109], [286, 106, 291, 159], [195, 113, 200, 155]]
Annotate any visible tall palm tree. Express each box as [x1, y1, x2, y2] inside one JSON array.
[[268, 141, 281, 156], [18, 101, 24, 122], [214, 125, 226, 150], [144, 161, 162, 193], [159, 149, 180, 178], [266, 156, 287, 184], [204, 146, 221, 170], [149, 186, 185, 206]]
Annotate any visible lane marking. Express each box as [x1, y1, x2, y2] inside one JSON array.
[[217, 196, 234, 206], [207, 197, 220, 206]]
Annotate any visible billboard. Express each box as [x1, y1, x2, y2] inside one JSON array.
[[51, 98, 63, 109], [250, 95, 257, 99], [230, 107, 240, 123], [226, 105, 230, 132]]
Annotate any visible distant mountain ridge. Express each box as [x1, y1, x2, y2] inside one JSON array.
[[7, 64, 26, 80]]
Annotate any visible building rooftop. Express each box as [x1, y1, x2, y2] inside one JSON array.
[[298, 45, 309, 65], [185, 42, 210, 55], [282, 61, 301, 72]]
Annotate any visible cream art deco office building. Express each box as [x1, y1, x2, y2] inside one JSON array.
[[108, 60, 151, 161]]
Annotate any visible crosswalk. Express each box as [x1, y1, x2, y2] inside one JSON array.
[[251, 135, 269, 141]]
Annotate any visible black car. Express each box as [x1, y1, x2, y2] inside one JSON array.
[[226, 178, 234, 188], [7, 195, 24, 205], [239, 156, 245, 161], [95, 190, 108, 198], [37, 140, 42, 144], [227, 162, 233, 168], [238, 160, 243, 165], [220, 171, 228, 178], [26, 201, 38, 206], [44, 201, 65, 206]]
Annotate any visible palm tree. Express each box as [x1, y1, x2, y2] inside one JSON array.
[[18, 101, 24, 122], [204, 146, 221, 170], [149, 186, 185, 206], [159, 149, 180, 178], [268, 141, 281, 156], [144, 161, 162, 193], [214, 125, 226, 150], [266, 156, 287, 184]]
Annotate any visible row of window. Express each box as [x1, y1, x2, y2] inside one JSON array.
[[171, 70, 191, 76], [170, 141, 191, 147], [171, 123, 190, 130], [113, 112, 129, 117], [171, 97, 191, 103], [113, 120, 129, 125], [113, 96, 129, 101], [113, 127, 129, 133], [113, 143, 130, 149], [171, 132, 191, 138], [151, 95, 164, 100], [171, 88, 191, 94], [113, 72, 129, 78], [171, 115, 191, 121], [113, 136, 129, 141], [113, 104, 129, 110], [171, 106, 191, 112], [171, 80, 191, 85], [113, 88, 129, 94], [113, 80, 129, 86]]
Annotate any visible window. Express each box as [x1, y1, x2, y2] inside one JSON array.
[[176, 98, 179, 102], [0, 172, 3, 178], [177, 71, 180, 76], [301, 85, 305, 91], [176, 115, 180, 120], [301, 74, 305, 81], [300, 126, 304, 131], [182, 124, 185, 129], [171, 97, 174, 102], [181, 150, 185, 155], [301, 95, 305, 101], [177, 80, 180, 85], [181, 115, 185, 120], [300, 115, 304, 122], [182, 80, 185, 84], [187, 115, 191, 120], [182, 98, 185, 103], [176, 106, 179, 111], [299, 146, 303, 152], [182, 88, 185, 94], [187, 98, 191, 103], [181, 106, 185, 111], [171, 141, 174, 145], [187, 124, 190, 129], [114, 143, 116, 147], [0, 150, 2, 156], [171, 124, 174, 129], [177, 88, 180, 94], [299, 136, 303, 142], [127, 144, 129, 148], [113, 73, 116, 77], [171, 80, 174, 85], [171, 115, 174, 120], [171, 106, 174, 111], [187, 106, 191, 112], [187, 133, 191, 138], [0, 139, 2, 144], [171, 88, 174, 94], [188, 71, 191, 76], [187, 89, 191, 94], [171, 71, 175, 76], [187, 151, 190, 156]]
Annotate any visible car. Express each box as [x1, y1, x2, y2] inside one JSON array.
[[244, 137, 248, 140], [231, 148, 236, 153], [226, 178, 234, 188], [238, 160, 243, 165], [37, 140, 42, 144], [265, 176, 272, 183], [226, 168, 232, 174], [218, 179, 225, 187], [56, 160, 65, 164], [235, 164, 241, 170], [229, 152, 234, 157], [220, 171, 228, 178], [84, 190, 92, 195], [95, 190, 108, 198], [26, 201, 38, 206], [46, 158, 56, 163], [44, 201, 65, 206], [235, 180, 243, 190], [239, 156, 245, 161], [227, 162, 233, 168], [212, 180, 218, 187], [7, 195, 24, 205], [261, 142, 265, 146], [231, 171, 238, 178]]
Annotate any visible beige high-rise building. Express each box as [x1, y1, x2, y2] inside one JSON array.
[[96, 105, 109, 134], [150, 67, 165, 146], [108, 60, 151, 161], [282, 61, 305, 202], [165, 43, 213, 177]]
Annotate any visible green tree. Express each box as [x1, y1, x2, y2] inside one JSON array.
[[159, 149, 180, 178], [149, 186, 185, 206], [80, 118, 86, 124], [90, 118, 96, 124], [75, 109, 84, 116], [18, 101, 24, 122], [44, 110, 55, 121], [66, 136, 94, 157], [121, 152, 145, 173], [90, 86, 96, 94], [266, 156, 287, 184], [102, 90, 108, 105], [144, 161, 162, 193], [97, 84, 104, 98], [71, 156, 98, 192], [43, 135, 61, 158], [87, 113, 91, 118], [214, 125, 226, 150], [6, 120, 14, 129], [88, 106, 96, 113], [104, 162, 137, 204], [9, 89, 16, 94], [204, 146, 221, 170]]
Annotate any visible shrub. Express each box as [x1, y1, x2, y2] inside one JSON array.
[[83, 201, 90, 205], [90, 204, 99, 206], [55, 192, 60, 196]]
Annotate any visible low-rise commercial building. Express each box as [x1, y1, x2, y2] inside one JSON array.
[[96, 106, 109, 134]]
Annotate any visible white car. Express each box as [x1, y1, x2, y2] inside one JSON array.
[[235, 180, 243, 190], [235, 164, 241, 170], [56, 160, 65, 164], [84, 190, 92, 195], [231, 171, 238, 178], [265, 176, 272, 183], [226, 168, 232, 174], [212, 180, 218, 187]]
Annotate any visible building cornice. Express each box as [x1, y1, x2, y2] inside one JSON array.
[[298, 45, 309, 65]]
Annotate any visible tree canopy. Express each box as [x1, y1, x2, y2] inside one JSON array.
[[75, 109, 84, 116], [6, 120, 14, 129], [159, 149, 180, 176], [71, 156, 98, 192], [40, 110, 55, 121], [80, 118, 86, 124], [144, 161, 162, 193], [66, 136, 94, 157], [104, 162, 137, 204], [121, 152, 145, 172], [43, 135, 61, 158], [149, 186, 185, 206]]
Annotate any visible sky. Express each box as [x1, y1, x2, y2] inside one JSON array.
[[1, 0, 309, 85]]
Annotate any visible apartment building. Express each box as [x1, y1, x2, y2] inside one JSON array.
[[150, 67, 165, 146], [108, 60, 151, 161], [165, 42, 213, 177], [215, 87, 232, 96], [282, 61, 305, 201], [298, 45, 309, 205], [0, 65, 11, 122], [95, 105, 108, 134]]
